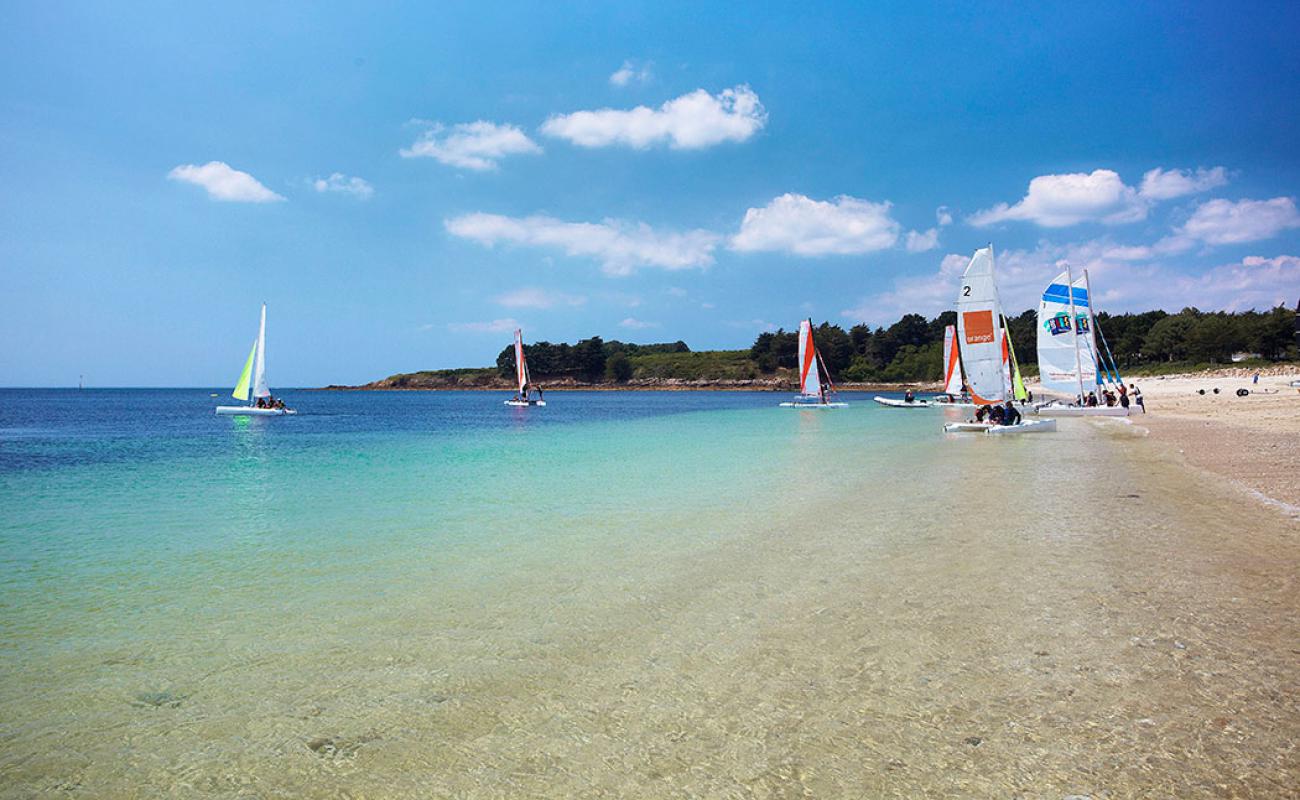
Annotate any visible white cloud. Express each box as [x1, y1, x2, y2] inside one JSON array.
[[936, 206, 953, 226], [312, 172, 373, 199], [844, 236, 1300, 324], [726, 318, 778, 332], [167, 161, 284, 203], [969, 169, 1147, 227], [400, 121, 541, 170], [1177, 196, 1300, 245], [447, 318, 520, 333], [609, 60, 653, 87], [666, 286, 688, 297], [1139, 166, 1228, 200], [905, 228, 940, 253], [619, 317, 658, 329], [445, 212, 720, 276], [495, 287, 586, 309], [730, 193, 900, 256], [540, 85, 766, 150]]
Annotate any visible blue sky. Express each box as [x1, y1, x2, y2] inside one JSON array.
[[3, 2, 1299, 386]]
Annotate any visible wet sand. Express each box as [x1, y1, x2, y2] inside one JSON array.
[[1124, 370, 1300, 511]]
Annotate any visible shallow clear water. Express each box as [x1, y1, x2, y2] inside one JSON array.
[[1, 389, 1295, 797]]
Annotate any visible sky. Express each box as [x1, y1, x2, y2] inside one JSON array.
[[2, 2, 1299, 387]]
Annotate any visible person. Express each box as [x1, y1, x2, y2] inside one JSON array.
[[904, 390, 915, 403], [1002, 400, 1021, 426], [537, 387, 544, 402], [1253, 372, 1260, 385], [974, 405, 989, 423], [1026, 389, 1034, 403], [1119, 390, 1130, 410], [1086, 391, 1098, 407], [989, 404, 1005, 425], [275, 398, 286, 410], [1131, 384, 1144, 413]]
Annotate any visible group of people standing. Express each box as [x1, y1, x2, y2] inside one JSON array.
[[1080, 383, 1144, 412]]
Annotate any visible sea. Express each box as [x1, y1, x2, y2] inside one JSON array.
[[0, 388, 1294, 797]]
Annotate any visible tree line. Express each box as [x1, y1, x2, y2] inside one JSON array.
[[496, 338, 690, 382], [494, 305, 1296, 384], [750, 305, 1297, 382]]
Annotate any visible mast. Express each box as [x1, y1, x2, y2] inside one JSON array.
[[1064, 264, 1087, 405]]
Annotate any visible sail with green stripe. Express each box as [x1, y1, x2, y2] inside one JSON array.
[[232, 340, 257, 401]]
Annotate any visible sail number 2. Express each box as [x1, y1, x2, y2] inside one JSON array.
[[962, 285, 971, 296]]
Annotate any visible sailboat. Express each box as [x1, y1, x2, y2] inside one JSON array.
[[1033, 267, 1129, 417], [215, 304, 295, 416], [944, 247, 1053, 434], [504, 328, 545, 407], [780, 319, 848, 408]]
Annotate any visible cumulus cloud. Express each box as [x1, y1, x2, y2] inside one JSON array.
[[447, 318, 520, 333], [1139, 166, 1228, 200], [969, 169, 1147, 227], [731, 193, 900, 256], [401, 121, 542, 170], [844, 237, 1300, 324], [936, 206, 953, 226], [495, 287, 587, 309], [1177, 196, 1300, 245], [540, 85, 766, 150], [445, 212, 720, 276], [312, 172, 374, 199], [905, 228, 940, 253], [167, 161, 284, 203], [619, 317, 659, 329], [609, 60, 653, 87]]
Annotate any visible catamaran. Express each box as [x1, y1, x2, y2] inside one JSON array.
[[505, 328, 545, 407], [780, 319, 847, 408], [1032, 267, 1129, 417], [879, 324, 970, 408], [215, 303, 295, 416], [943, 247, 1053, 434]]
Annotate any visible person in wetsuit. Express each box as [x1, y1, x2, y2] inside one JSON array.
[[1002, 400, 1021, 426]]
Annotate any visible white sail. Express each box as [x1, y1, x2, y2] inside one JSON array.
[[798, 319, 823, 398], [956, 247, 1005, 404], [942, 324, 963, 395], [252, 303, 270, 399], [1037, 271, 1098, 398], [513, 328, 529, 395]]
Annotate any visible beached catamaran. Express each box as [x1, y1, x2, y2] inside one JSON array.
[[505, 328, 545, 407], [1033, 267, 1129, 417], [780, 319, 847, 408], [215, 303, 295, 416], [873, 323, 968, 408], [945, 247, 1053, 434]]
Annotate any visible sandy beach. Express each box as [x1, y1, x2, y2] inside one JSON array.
[[1120, 369, 1300, 513]]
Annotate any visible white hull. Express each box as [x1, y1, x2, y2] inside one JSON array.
[[943, 421, 994, 433], [504, 400, 546, 407], [985, 419, 1057, 434], [215, 406, 295, 416], [873, 396, 933, 408], [1033, 403, 1128, 417], [779, 401, 848, 408]]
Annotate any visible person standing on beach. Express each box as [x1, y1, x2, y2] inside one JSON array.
[[1131, 384, 1144, 413]]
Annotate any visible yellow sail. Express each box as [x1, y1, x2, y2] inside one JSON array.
[[231, 340, 257, 401]]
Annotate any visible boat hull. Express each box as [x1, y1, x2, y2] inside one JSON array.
[[504, 400, 547, 407], [943, 422, 994, 433], [985, 419, 1057, 434], [1033, 404, 1128, 417], [873, 396, 932, 408], [215, 406, 295, 416], [779, 402, 848, 408]]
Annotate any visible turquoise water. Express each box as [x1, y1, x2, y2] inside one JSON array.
[[2, 389, 1292, 797]]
